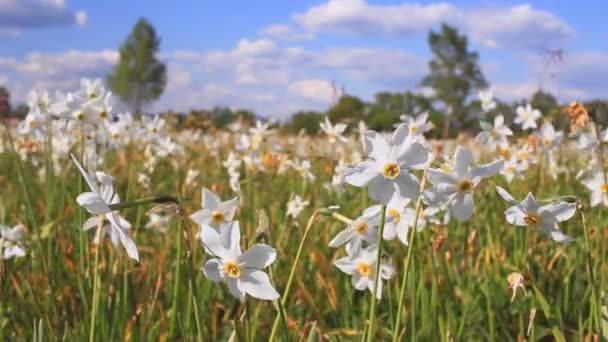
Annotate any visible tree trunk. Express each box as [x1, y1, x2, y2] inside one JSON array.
[[442, 105, 452, 139]]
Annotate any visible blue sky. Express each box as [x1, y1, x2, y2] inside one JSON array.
[[1, 0, 608, 119]]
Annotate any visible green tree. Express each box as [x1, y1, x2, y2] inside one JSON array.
[[107, 18, 167, 116], [422, 24, 487, 138], [286, 111, 324, 135], [0, 86, 10, 118], [327, 95, 366, 125]]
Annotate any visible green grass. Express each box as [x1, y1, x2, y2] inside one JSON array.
[[0, 132, 606, 341]]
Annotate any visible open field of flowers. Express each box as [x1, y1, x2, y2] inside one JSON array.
[[1, 79, 607, 341]]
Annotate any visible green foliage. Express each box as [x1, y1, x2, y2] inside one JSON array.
[[327, 95, 366, 125], [107, 18, 167, 116], [285, 111, 324, 135], [422, 24, 487, 138]]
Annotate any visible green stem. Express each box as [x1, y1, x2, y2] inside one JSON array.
[[89, 221, 103, 342], [366, 205, 387, 341], [168, 216, 183, 338], [392, 171, 427, 342], [268, 209, 322, 341], [580, 208, 601, 335], [108, 195, 183, 211]]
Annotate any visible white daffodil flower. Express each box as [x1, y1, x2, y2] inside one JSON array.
[[367, 192, 412, 245], [581, 171, 608, 207], [478, 89, 496, 112], [201, 222, 279, 301], [476, 114, 513, 149], [320, 117, 347, 144], [334, 244, 395, 300], [425, 145, 503, 221], [398, 112, 433, 137], [500, 156, 526, 183], [286, 195, 309, 219], [0, 224, 26, 259], [496, 187, 575, 243], [145, 213, 171, 233], [190, 188, 238, 230], [514, 104, 541, 130], [329, 206, 381, 248], [344, 124, 430, 204], [71, 154, 139, 261], [19, 109, 47, 139], [537, 122, 562, 152]]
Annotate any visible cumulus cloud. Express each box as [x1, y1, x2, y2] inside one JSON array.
[[259, 23, 314, 41], [288, 79, 335, 104], [0, 0, 88, 34], [291, 0, 573, 49]]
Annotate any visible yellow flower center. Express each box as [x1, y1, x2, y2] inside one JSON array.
[[490, 129, 498, 138], [524, 213, 542, 226], [518, 151, 528, 161], [601, 184, 608, 193], [457, 179, 473, 193], [152, 127, 158, 133], [383, 162, 400, 179], [100, 111, 108, 119], [28, 120, 37, 128], [212, 210, 225, 224], [355, 222, 368, 234], [357, 262, 373, 277], [542, 138, 552, 146], [410, 125, 418, 133], [506, 166, 515, 173], [223, 260, 241, 278], [388, 208, 401, 223], [75, 112, 85, 121]]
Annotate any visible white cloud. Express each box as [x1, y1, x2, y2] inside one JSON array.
[[288, 79, 335, 104], [294, 0, 457, 36], [0, 0, 88, 34], [259, 23, 314, 41], [291, 0, 573, 49]]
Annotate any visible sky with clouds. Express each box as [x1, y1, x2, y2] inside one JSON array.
[[1, 0, 607, 120]]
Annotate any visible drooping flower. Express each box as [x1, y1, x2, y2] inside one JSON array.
[[71, 154, 139, 261], [190, 188, 238, 229], [507, 272, 526, 302], [0, 224, 26, 259], [145, 213, 171, 233], [496, 187, 575, 242], [424, 145, 503, 221], [334, 244, 395, 299], [201, 222, 279, 301], [515, 104, 542, 130], [344, 124, 430, 204]]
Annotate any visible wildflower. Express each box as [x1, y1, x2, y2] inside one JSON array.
[[71, 154, 139, 261], [145, 213, 170, 233], [320, 117, 347, 144], [500, 156, 526, 183], [507, 272, 525, 302], [514, 104, 541, 130], [0, 224, 26, 259], [185, 169, 200, 187], [476, 114, 513, 149], [19, 109, 47, 139], [334, 244, 395, 299], [201, 222, 279, 301], [329, 206, 380, 248], [537, 122, 562, 152], [478, 89, 497, 112], [425, 145, 503, 221], [286, 195, 309, 219], [26, 90, 51, 114], [190, 187, 238, 229], [249, 120, 272, 150], [562, 101, 589, 132], [344, 124, 430, 204], [399, 112, 434, 137], [496, 187, 575, 242], [581, 171, 608, 207]]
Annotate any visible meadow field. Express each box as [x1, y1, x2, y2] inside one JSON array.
[[0, 80, 606, 341]]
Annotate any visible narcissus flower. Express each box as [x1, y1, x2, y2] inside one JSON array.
[[514, 104, 541, 130], [476, 114, 513, 149], [286, 195, 309, 219], [582, 171, 608, 207], [344, 124, 430, 204], [190, 187, 238, 230], [478, 89, 497, 112], [496, 187, 575, 242], [507, 272, 526, 302], [425, 146, 503, 221], [320, 117, 347, 144], [71, 154, 139, 261], [334, 244, 395, 299], [0, 224, 26, 259], [329, 206, 380, 248], [201, 222, 279, 301]]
